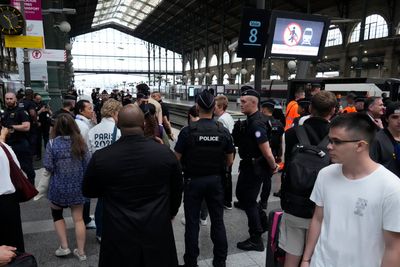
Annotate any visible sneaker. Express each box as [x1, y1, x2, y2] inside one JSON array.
[[96, 236, 102, 243], [73, 249, 87, 261], [200, 218, 207, 226], [181, 216, 186, 225], [85, 220, 96, 229], [55, 246, 71, 257], [237, 238, 265, 252], [224, 202, 233, 210]]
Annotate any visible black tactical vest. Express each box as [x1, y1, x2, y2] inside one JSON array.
[[183, 120, 226, 178]]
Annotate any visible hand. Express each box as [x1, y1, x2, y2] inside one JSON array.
[[0, 245, 16, 265], [0, 127, 9, 142], [271, 164, 279, 174], [168, 133, 175, 141]]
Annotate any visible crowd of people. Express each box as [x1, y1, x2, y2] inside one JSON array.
[[0, 82, 399, 267]]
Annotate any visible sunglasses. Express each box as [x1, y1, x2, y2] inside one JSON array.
[[328, 137, 365, 146]]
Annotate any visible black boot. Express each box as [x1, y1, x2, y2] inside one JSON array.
[[237, 236, 264, 251]]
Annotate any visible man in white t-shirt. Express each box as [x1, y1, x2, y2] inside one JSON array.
[[214, 95, 235, 209], [301, 113, 400, 267], [214, 95, 234, 133]]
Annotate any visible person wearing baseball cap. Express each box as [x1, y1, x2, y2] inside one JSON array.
[[370, 101, 400, 177]]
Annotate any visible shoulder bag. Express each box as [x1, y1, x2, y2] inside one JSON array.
[[0, 143, 38, 202]]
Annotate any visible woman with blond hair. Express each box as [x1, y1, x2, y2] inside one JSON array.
[[44, 114, 90, 261]]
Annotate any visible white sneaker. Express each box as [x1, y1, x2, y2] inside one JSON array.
[[73, 249, 87, 261], [55, 246, 71, 257], [180, 217, 186, 225], [200, 218, 208, 226], [85, 220, 96, 229]]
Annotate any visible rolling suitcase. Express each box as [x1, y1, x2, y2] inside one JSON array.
[[266, 209, 285, 267]]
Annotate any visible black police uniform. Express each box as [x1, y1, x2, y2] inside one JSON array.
[[175, 118, 234, 267], [234, 110, 271, 249], [1, 106, 36, 185], [19, 99, 37, 155], [35, 101, 51, 158]]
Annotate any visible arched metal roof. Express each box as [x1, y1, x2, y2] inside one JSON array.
[[66, 0, 341, 54]]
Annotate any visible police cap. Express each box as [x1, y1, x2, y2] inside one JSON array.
[[240, 86, 260, 99], [64, 94, 76, 101], [261, 99, 275, 109], [197, 90, 215, 110], [297, 97, 311, 108]]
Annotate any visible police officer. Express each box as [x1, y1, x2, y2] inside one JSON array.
[[233, 87, 279, 251], [175, 90, 234, 267], [0, 92, 35, 185]]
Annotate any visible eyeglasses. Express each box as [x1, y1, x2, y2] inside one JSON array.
[[328, 137, 362, 145]]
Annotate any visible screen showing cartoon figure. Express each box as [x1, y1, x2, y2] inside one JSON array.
[[270, 18, 325, 57]]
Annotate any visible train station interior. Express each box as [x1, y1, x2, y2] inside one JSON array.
[[1, 0, 400, 266]]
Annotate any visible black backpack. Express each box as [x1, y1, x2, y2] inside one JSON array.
[[265, 116, 284, 158], [281, 125, 330, 218]]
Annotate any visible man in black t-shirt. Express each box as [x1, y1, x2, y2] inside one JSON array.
[[1, 92, 35, 185], [33, 93, 52, 160]]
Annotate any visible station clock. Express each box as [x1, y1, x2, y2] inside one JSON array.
[[0, 5, 25, 35]]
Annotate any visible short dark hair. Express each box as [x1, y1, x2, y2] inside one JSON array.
[[364, 97, 381, 111], [330, 113, 376, 143], [74, 100, 90, 115], [311, 91, 337, 117]]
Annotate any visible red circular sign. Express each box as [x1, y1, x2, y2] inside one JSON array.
[[283, 23, 302, 47], [32, 50, 42, 59]]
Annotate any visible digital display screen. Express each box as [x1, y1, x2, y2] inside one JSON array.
[[188, 87, 195, 97], [266, 11, 330, 60]]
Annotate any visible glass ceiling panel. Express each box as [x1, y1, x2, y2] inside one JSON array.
[[92, 0, 163, 30]]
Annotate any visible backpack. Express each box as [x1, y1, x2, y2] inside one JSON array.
[[281, 125, 330, 218], [265, 116, 284, 158]]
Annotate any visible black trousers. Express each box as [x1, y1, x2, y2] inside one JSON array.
[[260, 173, 272, 205], [11, 139, 35, 185], [184, 175, 227, 267], [235, 164, 264, 237], [0, 193, 25, 252], [36, 124, 50, 157]]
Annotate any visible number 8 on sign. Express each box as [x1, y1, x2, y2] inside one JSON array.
[[249, 28, 258, 43]]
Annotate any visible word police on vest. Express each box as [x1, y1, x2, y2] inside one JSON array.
[[198, 135, 219, 142]]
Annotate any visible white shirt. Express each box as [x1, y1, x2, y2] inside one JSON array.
[[217, 112, 235, 133], [75, 114, 95, 146], [0, 142, 21, 195], [88, 117, 121, 154], [310, 164, 400, 267]]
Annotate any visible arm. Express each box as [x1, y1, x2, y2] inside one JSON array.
[[11, 121, 30, 132], [300, 205, 324, 267], [226, 152, 234, 167], [175, 152, 182, 161], [43, 141, 54, 173], [259, 141, 279, 171], [0, 127, 8, 142], [170, 159, 183, 218], [381, 230, 400, 267]]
